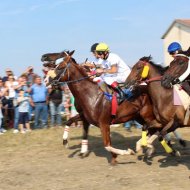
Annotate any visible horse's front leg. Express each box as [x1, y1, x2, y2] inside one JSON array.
[[78, 120, 90, 157], [158, 120, 181, 157], [62, 114, 82, 148]]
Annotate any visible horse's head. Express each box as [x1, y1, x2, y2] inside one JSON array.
[[161, 54, 189, 88], [44, 50, 75, 86], [41, 50, 69, 67], [126, 56, 152, 87]]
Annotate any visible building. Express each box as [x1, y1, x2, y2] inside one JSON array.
[[162, 19, 190, 65]]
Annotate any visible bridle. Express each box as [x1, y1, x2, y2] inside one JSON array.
[[46, 57, 96, 86], [137, 60, 162, 85]]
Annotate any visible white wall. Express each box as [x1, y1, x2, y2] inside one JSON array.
[[163, 23, 190, 66]]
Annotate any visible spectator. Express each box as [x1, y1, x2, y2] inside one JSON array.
[[124, 120, 142, 132], [22, 66, 37, 87], [0, 99, 6, 134], [17, 89, 31, 133], [48, 82, 63, 127], [2, 68, 16, 83], [13, 76, 30, 133], [0, 77, 8, 130], [63, 86, 72, 120], [4, 75, 18, 128], [30, 76, 48, 129], [0, 77, 6, 99], [70, 95, 83, 128]]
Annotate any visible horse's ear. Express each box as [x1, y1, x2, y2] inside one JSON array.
[[148, 55, 152, 61], [69, 50, 75, 57], [185, 47, 190, 57]]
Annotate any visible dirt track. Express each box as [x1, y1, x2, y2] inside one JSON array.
[[0, 126, 190, 190]]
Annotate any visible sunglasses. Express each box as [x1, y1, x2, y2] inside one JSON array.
[[97, 51, 104, 56]]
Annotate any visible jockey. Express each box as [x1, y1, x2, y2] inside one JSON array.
[[89, 43, 101, 67], [82, 43, 101, 69], [94, 42, 131, 99], [167, 42, 182, 57], [168, 42, 190, 94]]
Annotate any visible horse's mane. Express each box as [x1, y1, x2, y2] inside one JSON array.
[[70, 57, 96, 84], [140, 56, 168, 75], [71, 57, 88, 75]]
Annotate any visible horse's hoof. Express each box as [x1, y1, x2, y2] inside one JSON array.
[[175, 151, 181, 157], [127, 148, 136, 155], [110, 160, 118, 166], [63, 139, 69, 148], [136, 147, 143, 155], [145, 147, 155, 157], [170, 150, 181, 157], [78, 151, 90, 158], [179, 139, 186, 147]]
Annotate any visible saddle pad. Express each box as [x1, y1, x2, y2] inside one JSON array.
[[173, 84, 190, 110]]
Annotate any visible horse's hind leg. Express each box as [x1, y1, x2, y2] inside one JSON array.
[[62, 114, 82, 148], [101, 123, 135, 165]]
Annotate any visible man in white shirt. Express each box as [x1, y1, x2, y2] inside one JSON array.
[[94, 42, 131, 99]]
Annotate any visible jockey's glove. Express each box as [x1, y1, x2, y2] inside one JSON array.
[[171, 78, 180, 85]]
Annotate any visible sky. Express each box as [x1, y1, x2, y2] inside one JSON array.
[[0, 0, 190, 77]]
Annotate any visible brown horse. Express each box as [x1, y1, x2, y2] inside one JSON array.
[[161, 53, 190, 89], [43, 51, 163, 164], [125, 56, 189, 155], [42, 51, 88, 148], [42, 51, 69, 67]]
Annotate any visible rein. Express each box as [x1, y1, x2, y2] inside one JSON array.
[[51, 62, 97, 85], [58, 74, 97, 84], [143, 76, 162, 84]]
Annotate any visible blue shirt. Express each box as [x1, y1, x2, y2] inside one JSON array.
[[18, 97, 29, 112], [30, 84, 47, 102]]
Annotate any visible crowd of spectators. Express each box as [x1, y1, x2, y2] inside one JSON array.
[[0, 66, 79, 135]]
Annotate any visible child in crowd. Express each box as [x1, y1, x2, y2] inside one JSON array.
[[17, 89, 31, 133]]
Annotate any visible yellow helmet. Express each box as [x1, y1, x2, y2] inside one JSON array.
[[96, 43, 109, 52]]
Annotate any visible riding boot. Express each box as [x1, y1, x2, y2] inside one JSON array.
[[111, 82, 125, 100]]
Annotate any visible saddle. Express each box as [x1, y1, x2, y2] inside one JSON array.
[[100, 83, 133, 103]]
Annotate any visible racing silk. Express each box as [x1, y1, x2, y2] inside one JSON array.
[[95, 52, 131, 85]]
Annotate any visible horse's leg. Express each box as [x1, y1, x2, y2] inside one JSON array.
[[100, 123, 135, 165], [78, 119, 90, 157], [136, 129, 158, 156], [100, 123, 117, 165], [62, 114, 82, 148], [136, 125, 149, 153], [158, 120, 181, 156]]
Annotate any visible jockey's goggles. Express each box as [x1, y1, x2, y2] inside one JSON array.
[[96, 51, 104, 55]]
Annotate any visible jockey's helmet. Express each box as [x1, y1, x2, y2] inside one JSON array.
[[168, 42, 182, 53], [96, 43, 109, 52], [90, 43, 99, 52]]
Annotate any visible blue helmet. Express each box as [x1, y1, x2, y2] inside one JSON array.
[[167, 42, 182, 53]]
